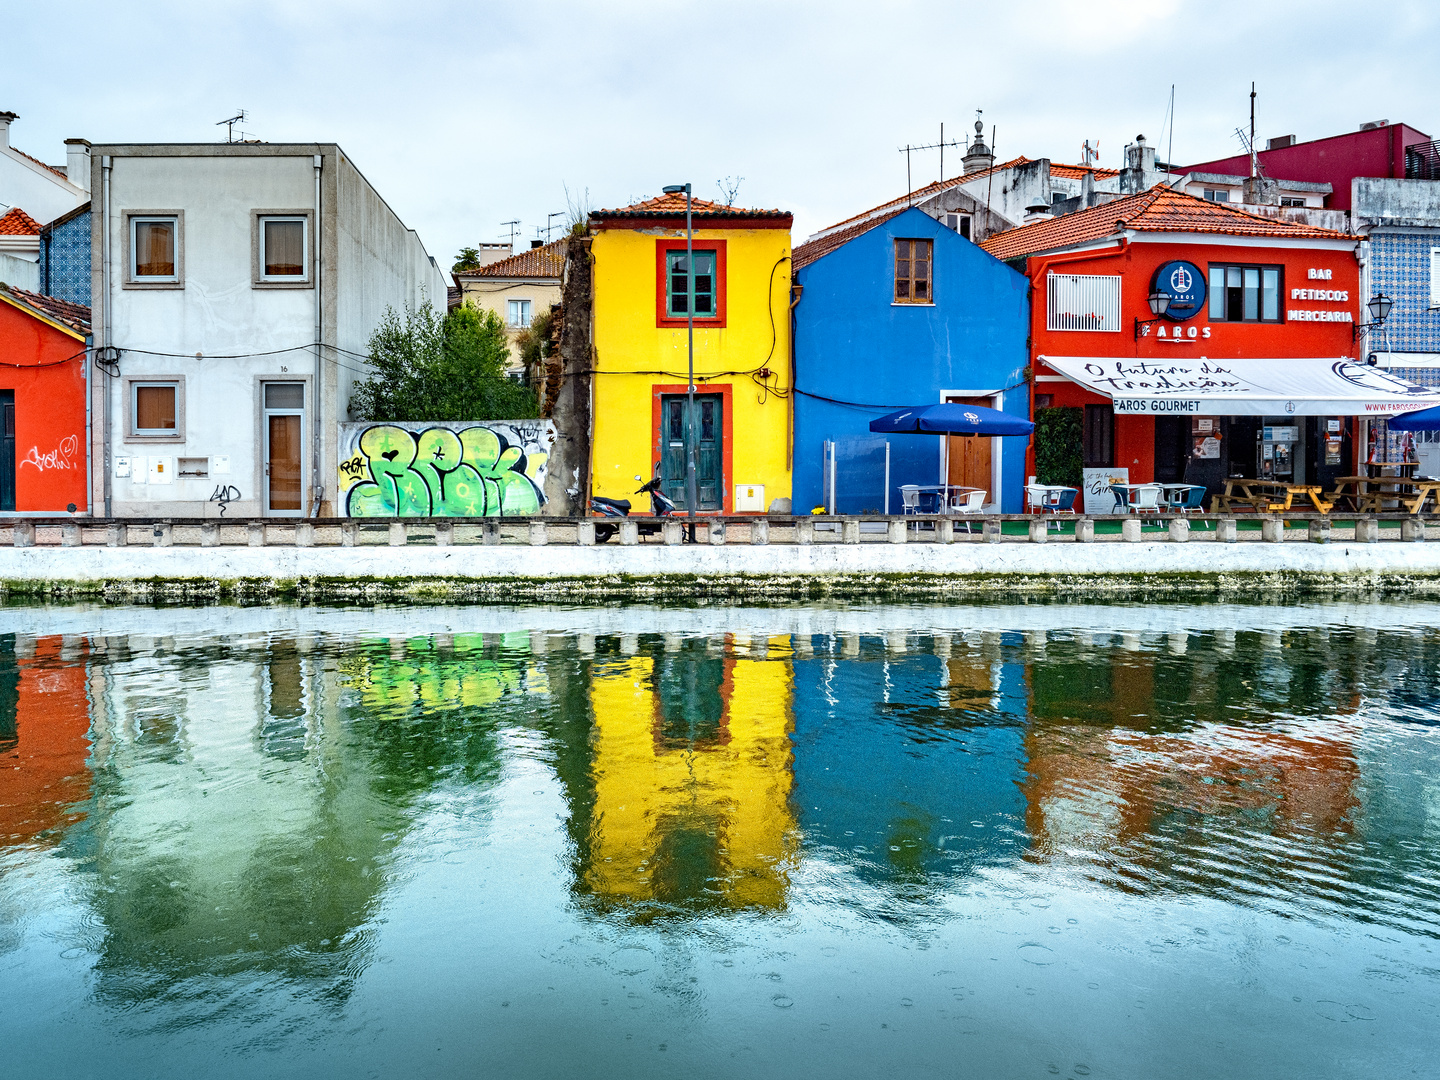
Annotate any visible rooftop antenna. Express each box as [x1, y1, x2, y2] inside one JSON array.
[[898, 124, 964, 202], [217, 110, 247, 144], [1166, 84, 1175, 184], [501, 220, 520, 248], [545, 211, 564, 242], [1249, 81, 1257, 179], [985, 125, 998, 221], [1081, 139, 1100, 167]]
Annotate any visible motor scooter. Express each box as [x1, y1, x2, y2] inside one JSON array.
[[590, 470, 682, 542]]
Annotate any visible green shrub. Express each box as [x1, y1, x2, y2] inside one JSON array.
[[1034, 406, 1082, 488]]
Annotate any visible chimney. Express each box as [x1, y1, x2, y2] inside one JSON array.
[[962, 117, 994, 175], [1023, 198, 1052, 225], [1081, 168, 1095, 207], [65, 139, 91, 194], [1119, 134, 1157, 194], [530, 239, 544, 249], [0, 111, 15, 149]]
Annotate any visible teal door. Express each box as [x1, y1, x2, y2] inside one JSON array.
[[660, 394, 723, 511]]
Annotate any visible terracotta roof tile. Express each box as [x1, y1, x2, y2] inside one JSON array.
[[809, 157, 1032, 241], [591, 192, 791, 220], [793, 208, 906, 271], [0, 207, 41, 235], [10, 147, 68, 181], [979, 185, 1356, 262], [1049, 163, 1121, 180], [457, 238, 567, 279], [0, 285, 91, 335]]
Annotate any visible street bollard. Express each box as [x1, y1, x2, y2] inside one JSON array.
[[434, 522, 454, 547], [12, 523, 35, 548], [1075, 518, 1095, 543], [936, 518, 954, 544], [388, 522, 407, 547], [1402, 517, 1427, 542], [483, 522, 502, 546], [984, 518, 1002, 543], [528, 521, 549, 546], [340, 522, 359, 547], [153, 523, 174, 547], [575, 520, 596, 546], [247, 522, 266, 547], [796, 518, 815, 545], [752, 519, 770, 545], [61, 525, 81, 547], [1216, 518, 1238, 543], [1027, 518, 1049, 544], [887, 519, 907, 544], [709, 520, 726, 545], [106, 523, 127, 547], [1261, 517, 1285, 543], [1355, 517, 1379, 543], [201, 523, 221, 547], [1122, 518, 1143, 542], [619, 520, 639, 545], [842, 519, 860, 544], [663, 520, 684, 545], [295, 522, 316, 547], [1308, 518, 1331, 544], [1168, 517, 1190, 543]]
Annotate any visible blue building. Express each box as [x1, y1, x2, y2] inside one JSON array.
[[37, 202, 90, 306], [791, 206, 1031, 514]]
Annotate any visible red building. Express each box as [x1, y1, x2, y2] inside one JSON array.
[[0, 285, 90, 512], [981, 187, 1438, 509]]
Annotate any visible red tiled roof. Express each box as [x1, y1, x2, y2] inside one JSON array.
[[979, 185, 1356, 262], [10, 147, 68, 181], [0, 207, 41, 235], [812, 156, 1031, 240], [794, 208, 906, 271], [458, 238, 566, 279], [0, 285, 91, 336], [591, 192, 791, 220], [1049, 163, 1121, 180]]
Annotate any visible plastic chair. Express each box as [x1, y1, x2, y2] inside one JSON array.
[[1131, 484, 1163, 513], [1172, 485, 1206, 513], [1025, 484, 1049, 514], [899, 485, 922, 515], [951, 488, 987, 532], [1045, 488, 1078, 514], [1109, 483, 1131, 512]]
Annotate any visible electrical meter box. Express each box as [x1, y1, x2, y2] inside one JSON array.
[[734, 484, 766, 512]]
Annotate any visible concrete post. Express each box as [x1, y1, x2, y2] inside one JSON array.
[[887, 519, 907, 544], [434, 522, 454, 547], [388, 522, 407, 547], [295, 522, 316, 547], [936, 518, 954, 544], [1168, 517, 1190, 543], [340, 522, 359, 547], [1355, 517, 1379, 543], [663, 520, 684, 545], [483, 522, 502, 546], [1216, 517, 1238, 543], [1261, 517, 1285, 543], [12, 523, 35, 548], [575, 520, 596, 546], [106, 523, 127, 547], [247, 522, 266, 547], [61, 524, 81, 547], [1075, 518, 1095, 543], [796, 518, 815, 545], [1402, 517, 1427, 542], [1122, 518, 1143, 542], [1027, 518, 1049, 544], [709, 520, 726, 545], [984, 518, 1002, 543], [1308, 518, 1331, 544], [201, 523, 221, 547], [152, 523, 173, 547], [619, 520, 639, 545], [752, 519, 770, 545], [842, 519, 860, 544], [528, 521, 549, 546]]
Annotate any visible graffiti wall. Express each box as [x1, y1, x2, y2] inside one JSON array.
[[338, 421, 556, 517]]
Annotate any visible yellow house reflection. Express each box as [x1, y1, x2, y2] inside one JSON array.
[[585, 641, 796, 909]]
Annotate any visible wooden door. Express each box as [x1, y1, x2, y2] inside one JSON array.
[[659, 394, 722, 511], [0, 392, 13, 512], [262, 382, 305, 515], [945, 396, 992, 493]]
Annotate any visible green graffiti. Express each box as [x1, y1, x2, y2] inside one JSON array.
[[342, 424, 547, 517]]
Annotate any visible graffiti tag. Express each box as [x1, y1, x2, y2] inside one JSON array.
[[210, 484, 242, 516], [19, 435, 79, 472]]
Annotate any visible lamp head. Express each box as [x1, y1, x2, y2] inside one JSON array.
[[662, 184, 689, 195], [1148, 289, 1171, 317], [1369, 293, 1393, 322]]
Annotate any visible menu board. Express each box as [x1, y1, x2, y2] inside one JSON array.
[[1082, 467, 1129, 516]]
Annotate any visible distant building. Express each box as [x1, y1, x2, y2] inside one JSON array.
[[453, 238, 565, 380], [0, 206, 41, 290], [0, 112, 89, 225]]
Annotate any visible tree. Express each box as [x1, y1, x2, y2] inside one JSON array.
[[452, 246, 482, 273], [349, 300, 538, 422]]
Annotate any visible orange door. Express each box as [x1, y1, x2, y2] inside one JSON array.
[[946, 396, 993, 492]]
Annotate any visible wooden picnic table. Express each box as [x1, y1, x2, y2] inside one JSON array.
[[1211, 478, 1333, 514], [1329, 475, 1440, 514]]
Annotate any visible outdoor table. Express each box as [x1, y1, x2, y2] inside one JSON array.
[[1160, 483, 1207, 510], [914, 484, 981, 513], [1326, 476, 1370, 513], [1366, 460, 1419, 479], [1027, 483, 1073, 513], [1353, 478, 1440, 514], [1211, 478, 1330, 513]]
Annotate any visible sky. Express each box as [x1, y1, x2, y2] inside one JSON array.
[[4, 0, 1438, 270]]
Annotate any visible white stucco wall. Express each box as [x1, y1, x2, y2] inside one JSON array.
[[0, 145, 87, 226], [0, 250, 39, 290]]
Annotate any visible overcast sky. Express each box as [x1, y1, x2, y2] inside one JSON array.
[[5, 0, 1437, 269]]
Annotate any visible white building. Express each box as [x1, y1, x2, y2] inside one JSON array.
[[88, 142, 446, 517], [0, 111, 90, 289]]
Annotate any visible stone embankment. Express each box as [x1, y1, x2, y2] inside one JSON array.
[[6, 514, 1440, 601]]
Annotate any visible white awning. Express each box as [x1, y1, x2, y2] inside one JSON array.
[[1038, 355, 1440, 416]]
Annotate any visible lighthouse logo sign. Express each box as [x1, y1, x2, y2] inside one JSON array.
[[1170, 265, 1193, 292], [1153, 260, 1206, 321]]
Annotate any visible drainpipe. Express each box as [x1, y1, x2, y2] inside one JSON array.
[[311, 153, 322, 517], [102, 154, 112, 518]]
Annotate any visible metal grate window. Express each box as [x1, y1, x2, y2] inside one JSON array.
[[1047, 273, 1121, 332]]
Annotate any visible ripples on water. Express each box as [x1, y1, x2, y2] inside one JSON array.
[[2, 602, 1439, 1079]]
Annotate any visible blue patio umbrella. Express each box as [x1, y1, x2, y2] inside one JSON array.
[[868, 402, 1035, 436], [1387, 406, 1440, 431]]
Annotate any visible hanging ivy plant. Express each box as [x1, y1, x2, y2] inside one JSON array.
[[1034, 406, 1083, 488]]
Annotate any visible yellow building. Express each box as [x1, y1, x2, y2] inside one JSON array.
[[454, 239, 565, 378], [588, 194, 793, 513]]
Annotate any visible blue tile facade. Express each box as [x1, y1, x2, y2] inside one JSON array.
[[38, 209, 90, 306], [1370, 230, 1440, 353]]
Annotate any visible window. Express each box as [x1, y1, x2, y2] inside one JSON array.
[[132, 382, 178, 436], [1083, 404, 1114, 468], [1203, 188, 1231, 203], [1034, 393, 1054, 411], [129, 215, 180, 283], [944, 213, 972, 240], [666, 250, 718, 318], [1047, 273, 1121, 332], [1431, 248, 1440, 308], [894, 239, 932, 303], [260, 216, 306, 280], [1208, 264, 1282, 322], [1279, 197, 1306, 207], [507, 298, 532, 328]]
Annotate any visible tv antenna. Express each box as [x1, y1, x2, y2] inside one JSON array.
[[217, 110, 248, 143], [899, 123, 964, 200], [1081, 139, 1100, 167], [501, 220, 520, 247], [545, 211, 565, 241]]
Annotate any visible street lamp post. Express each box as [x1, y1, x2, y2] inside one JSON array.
[[662, 183, 698, 537]]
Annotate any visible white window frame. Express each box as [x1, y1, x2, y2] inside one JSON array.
[[1431, 247, 1440, 309], [1202, 188, 1231, 203], [124, 212, 183, 288], [508, 298, 532, 328], [1047, 273, 1121, 333], [258, 215, 309, 283]]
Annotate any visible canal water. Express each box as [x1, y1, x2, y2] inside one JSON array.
[[2, 601, 1438, 1079]]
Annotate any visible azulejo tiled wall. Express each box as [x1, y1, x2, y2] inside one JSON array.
[[38, 211, 90, 307], [1372, 230, 1440, 353]]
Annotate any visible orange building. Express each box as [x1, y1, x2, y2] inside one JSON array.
[[0, 285, 90, 511]]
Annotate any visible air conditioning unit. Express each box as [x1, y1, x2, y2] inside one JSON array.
[[735, 484, 766, 512]]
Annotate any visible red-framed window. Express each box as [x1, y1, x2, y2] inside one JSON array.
[[655, 239, 727, 328]]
